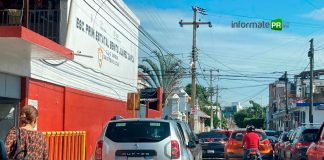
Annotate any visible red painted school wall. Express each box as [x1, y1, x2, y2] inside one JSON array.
[[64, 87, 133, 157], [27, 79, 135, 159], [147, 109, 162, 118], [28, 79, 65, 131]]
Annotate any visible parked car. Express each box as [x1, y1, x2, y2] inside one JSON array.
[[264, 130, 279, 148], [175, 120, 202, 160], [198, 131, 228, 159], [307, 122, 324, 160], [274, 131, 288, 160], [285, 125, 319, 160], [224, 129, 273, 160], [92, 118, 194, 160]]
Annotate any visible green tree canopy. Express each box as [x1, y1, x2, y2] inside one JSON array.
[[139, 50, 186, 107], [233, 101, 266, 128]]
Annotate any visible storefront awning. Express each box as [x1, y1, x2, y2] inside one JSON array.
[[0, 26, 73, 76]]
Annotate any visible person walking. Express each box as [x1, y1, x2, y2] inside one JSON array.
[[4, 105, 48, 160]]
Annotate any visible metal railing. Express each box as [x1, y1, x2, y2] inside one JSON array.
[[42, 131, 86, 160], [0, 9, 60, 42]]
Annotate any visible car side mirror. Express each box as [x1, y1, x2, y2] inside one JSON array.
[[187, 141, 196, 148]]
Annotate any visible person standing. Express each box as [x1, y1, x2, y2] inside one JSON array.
[[4, 105, 48, 160]]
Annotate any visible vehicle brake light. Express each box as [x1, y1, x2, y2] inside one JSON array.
[[261, 139, 270, 145], [171, 140, 180, 159], [228, 139, 239, 145], [95, 140, 103, 160], [228, 139, 234, 145], [296, 142, 308, 149], [207, 138, 215, 142], [220, 139, 226, 144]]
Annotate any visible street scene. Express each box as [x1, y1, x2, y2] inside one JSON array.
[[0, 0, 324, 160]]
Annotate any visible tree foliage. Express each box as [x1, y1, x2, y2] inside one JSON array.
[[233, 101, 266, 128], [139, 50, 186, 107]]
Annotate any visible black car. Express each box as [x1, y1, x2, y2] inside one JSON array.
[[286, 125, 319, 160], [198, 131, 228, 159]]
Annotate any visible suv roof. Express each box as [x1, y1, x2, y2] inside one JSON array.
[[110, 118, 170, 123]]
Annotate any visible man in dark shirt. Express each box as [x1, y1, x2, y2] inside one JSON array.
[[242, 125, 262, 160]]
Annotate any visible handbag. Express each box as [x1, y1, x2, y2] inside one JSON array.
[[12, 128, 27, 160]]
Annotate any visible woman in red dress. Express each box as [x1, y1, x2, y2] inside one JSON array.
[[5, 105, 48, 160]]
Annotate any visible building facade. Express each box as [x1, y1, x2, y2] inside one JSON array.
[[269, 70, 324, 131], [0, 0, 162, 158]]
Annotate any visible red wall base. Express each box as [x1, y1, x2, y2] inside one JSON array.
[[26, 79, 139, 159]]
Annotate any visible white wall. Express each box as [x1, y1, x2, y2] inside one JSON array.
[[32, 0, 140, 101], [300, 107, 324, 124]]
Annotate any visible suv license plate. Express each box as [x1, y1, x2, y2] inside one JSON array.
[[128, 157, 144, 160], [207, 150, 215, 153]]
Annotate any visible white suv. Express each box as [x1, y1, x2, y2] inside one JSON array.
[[92, 118, 193, 160]]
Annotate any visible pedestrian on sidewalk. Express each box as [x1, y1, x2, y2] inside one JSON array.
[[4, 105, 48, 160]]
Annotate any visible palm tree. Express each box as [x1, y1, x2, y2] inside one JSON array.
[[138, 50, 186, 107]]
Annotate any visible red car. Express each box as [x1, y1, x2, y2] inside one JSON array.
[[307, 122, 324, 160], [224, 129, 273, 160]]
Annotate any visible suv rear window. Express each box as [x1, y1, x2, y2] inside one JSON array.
[[231, 131, 267, 141], [106, 121, 170, 142]]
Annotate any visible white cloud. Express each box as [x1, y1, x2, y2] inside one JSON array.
[[303, 8, 324, 21]]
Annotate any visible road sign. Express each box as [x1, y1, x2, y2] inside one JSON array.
[[284, 114, 291, 121], [191, 107, 196, 114]]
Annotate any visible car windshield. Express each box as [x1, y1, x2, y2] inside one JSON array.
[[300, 129, 319, 142], [231, 131, 267, 141], [106, 121, 170, 142]]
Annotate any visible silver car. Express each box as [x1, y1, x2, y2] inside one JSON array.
[[92, 118, 194, 160]]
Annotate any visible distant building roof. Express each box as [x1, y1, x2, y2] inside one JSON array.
[[197, 110, 210, 119]]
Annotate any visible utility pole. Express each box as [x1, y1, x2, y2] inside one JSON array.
[[284, 71, 289, 131], [308, 38, 314, 124], [204, 69, 219, 130], [216, 84, 220, 128], [180, 6, 212, 132]]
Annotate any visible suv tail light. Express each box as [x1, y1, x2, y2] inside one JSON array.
[[296, 142, 309, 149], [95, 140, 103, 160], [228, 139, 234, 145], [220, 139, 226, 144], [171, 140, 180, 159]]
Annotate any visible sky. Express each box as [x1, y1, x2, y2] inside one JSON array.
[[123, 0, 324, 107]]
